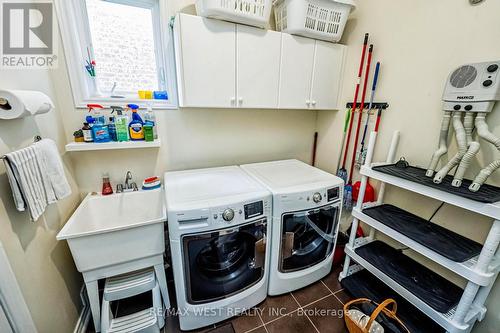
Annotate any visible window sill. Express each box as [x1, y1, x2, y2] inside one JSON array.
[[75, 97, 178, 110]]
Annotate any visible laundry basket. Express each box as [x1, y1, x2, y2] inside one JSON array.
[[344, 298, 410, 333], [273, 0, 356, 42], [195, 0, 273, 28]]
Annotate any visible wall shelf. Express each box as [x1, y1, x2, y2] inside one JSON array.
[[65, 140, 161, 152]]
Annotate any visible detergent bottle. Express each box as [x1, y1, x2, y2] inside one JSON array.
[[128, 104, 145, 141]]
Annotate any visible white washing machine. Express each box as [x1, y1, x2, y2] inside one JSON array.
[[241, 159, 344, 296], [165, 166, 272, 330]]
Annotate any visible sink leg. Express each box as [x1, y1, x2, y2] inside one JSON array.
[[86, 280, 101, 332], [154, 264, 170, 310]]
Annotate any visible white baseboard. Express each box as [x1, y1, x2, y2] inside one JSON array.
[[73, 285, 91, 333]]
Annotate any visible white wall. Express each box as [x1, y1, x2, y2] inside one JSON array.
[[0, 65, 83, 331], [51, 0, 318, 194], [315, 1, 500, 332]]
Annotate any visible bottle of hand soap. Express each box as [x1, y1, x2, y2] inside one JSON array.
[[128, 104, 145, 141]]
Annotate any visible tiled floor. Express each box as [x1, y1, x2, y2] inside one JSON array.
[[88, 267, 352, 333]]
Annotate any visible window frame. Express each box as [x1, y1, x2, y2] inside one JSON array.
[[54, 0, 178, 109]]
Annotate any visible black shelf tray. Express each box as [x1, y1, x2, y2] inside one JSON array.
[[355, 240, 463, 313], [363, 204, 482, 262], [341, 269, 445, 333], [372, 164, 500, 203]]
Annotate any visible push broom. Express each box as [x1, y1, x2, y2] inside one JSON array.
[[337, 33, 369, 184]]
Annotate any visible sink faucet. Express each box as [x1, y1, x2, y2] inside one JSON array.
[[117, 171, 138, 193]]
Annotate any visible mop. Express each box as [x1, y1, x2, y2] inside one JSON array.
[[337, 33, 369, 184], [335, 108, 351, 177], [345, 44, 374, 210]]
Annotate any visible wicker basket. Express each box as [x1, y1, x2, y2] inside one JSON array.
[[344, 298, 410, 333]]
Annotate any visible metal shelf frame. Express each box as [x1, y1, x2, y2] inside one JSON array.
[[340, 130, 500, 333]]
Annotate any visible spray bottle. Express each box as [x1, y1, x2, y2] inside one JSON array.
[[127, 104, 145, 141], [111, 106, 129, 142]]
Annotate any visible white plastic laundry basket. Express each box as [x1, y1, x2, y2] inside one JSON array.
[[195, 0, 273, 28], [273, 0, 356, 42]]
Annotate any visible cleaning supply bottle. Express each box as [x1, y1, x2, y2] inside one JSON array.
[[111, 106, 129, 142], [144, 103, 157, 139], [108, 117, 117, 141], [87, 104, 110, 143], [128, 104, 145, 141], [82, 122, 93, 142], [101, 173, 113, 196]]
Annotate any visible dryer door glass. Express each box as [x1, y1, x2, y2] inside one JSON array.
[[183, 219, 267, 304], [280, 205, 339, 272]]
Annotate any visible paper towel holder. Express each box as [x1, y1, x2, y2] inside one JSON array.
[[0, 97, 12, 111]]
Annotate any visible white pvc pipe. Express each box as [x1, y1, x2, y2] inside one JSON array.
[[453, 282, 480, 325], [475, 220, 500, 272], [377, 130, 400, 205], [426, 111, 452, 177], [342, 131, 378, 278]]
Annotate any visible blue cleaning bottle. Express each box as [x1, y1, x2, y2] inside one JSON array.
[[87, 104, 111, 143], [128, 104, 145, 141]]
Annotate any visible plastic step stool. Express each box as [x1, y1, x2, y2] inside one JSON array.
[[101, 269, 165, 333]]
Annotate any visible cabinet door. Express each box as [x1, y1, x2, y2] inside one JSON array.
[[175, 14, 236, 108], [237, 26, 281, 109], [310, 41, 346, 110], [278, 34, 316, 109]]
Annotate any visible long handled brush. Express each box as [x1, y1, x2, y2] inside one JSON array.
[[336, 108, 351, 180], [345, 44, 374, 210], [357, 61, 381, 168], [337, 33, 369, 184]]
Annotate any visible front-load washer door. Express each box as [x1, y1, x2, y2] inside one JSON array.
[[279, 204, 339, 273], [182, 219, 267, 304]]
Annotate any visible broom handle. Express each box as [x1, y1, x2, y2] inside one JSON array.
[[348, 44, 374, 184], [336, 108, 351, 170], [341, 33, 369, 170]]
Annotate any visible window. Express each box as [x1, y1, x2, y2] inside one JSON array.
[[55, 0, 177, 108]]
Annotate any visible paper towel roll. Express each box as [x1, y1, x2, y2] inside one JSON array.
[[0, 89, 54, 120]]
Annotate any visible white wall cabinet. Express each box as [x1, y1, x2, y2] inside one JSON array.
[[174, 14, 236, 108], [278, 35, 346, 110], [174, 14, 346, 110], [237, 25, 281, 109]]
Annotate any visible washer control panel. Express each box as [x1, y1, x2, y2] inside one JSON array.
[[211, 199, 271, 225]]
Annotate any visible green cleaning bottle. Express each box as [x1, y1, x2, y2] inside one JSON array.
[[111, 105, 129, 142]]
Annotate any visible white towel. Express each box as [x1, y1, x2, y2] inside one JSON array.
[[34, 139, 71, 200], [3, 145, 56, 221]]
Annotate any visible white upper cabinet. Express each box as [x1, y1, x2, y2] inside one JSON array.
[[278, 34, 316, 109], [174, 14, 346, 110], [236, 25, 281, 109], [310, 41, 346, 110], [174, 14, 236, 108]]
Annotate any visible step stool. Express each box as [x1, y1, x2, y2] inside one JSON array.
[[101, 268, 165, 333]]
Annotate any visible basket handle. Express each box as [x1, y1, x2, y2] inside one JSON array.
[[365, 299, 397, 331], [344, 297, 373, 310]]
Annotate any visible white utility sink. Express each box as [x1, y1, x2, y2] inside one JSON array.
[[57, 188, 166, 272], [57, 188, 169, 332]]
